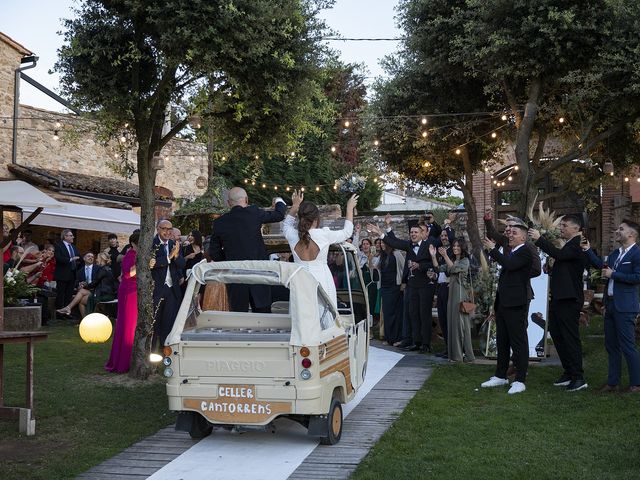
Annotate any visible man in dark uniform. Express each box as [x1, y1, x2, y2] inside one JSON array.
[[209, 187, 286, 313]]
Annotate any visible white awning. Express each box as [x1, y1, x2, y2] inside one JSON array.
[[21, 202, 140, 234], [0, 180, 63, 209]]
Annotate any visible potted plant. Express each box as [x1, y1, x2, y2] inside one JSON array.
[[3, 269, 42, 330]]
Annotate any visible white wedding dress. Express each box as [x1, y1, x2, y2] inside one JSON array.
[[282, 215, 354, 310]]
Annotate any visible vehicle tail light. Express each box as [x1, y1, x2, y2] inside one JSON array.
[[301, 358, 312, 368]]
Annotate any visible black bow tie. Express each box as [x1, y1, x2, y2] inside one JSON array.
[[412, 243, 420, 248]]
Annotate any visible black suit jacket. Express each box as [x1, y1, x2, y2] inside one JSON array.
[[489, 243, 534, 308], [535, 235, 584, 304], [54, 241, 79, 282], [383, 231, 442, 288], [75, 263, 96, 288], [151, 236, 186, 299], [209, 202, 286, 262]]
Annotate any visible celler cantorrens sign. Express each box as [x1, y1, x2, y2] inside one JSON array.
[[183, 384, 292, 424]]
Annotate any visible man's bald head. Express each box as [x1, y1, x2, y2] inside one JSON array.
[[228, 187, 249, 207]]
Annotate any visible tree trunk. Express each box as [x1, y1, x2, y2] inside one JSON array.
[[129, 143, 158, 380], [460, 150, 482, 260], [514, 78, 542, 218]]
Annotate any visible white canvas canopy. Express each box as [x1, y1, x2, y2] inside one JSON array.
[[166, 260, 339, 347], [0, 180, 63, 210], [21, 202, 140, 234]]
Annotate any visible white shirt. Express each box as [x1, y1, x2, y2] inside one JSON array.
[[607, 244, 634, 296]]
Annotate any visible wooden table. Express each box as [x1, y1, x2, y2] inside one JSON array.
[[0, 330, 48, 435]]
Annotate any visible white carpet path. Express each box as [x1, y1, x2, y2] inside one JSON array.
[[148, 346, 403, 480]]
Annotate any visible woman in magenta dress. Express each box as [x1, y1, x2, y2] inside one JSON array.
[[105, 232, 139, 373]]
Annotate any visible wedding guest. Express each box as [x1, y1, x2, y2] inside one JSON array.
[[183, 230, 204, 271], [431, 239, 475, 363], [359, 238, 379, 324], [106, 233, 122, 282], [377, 240, 405, 345], [481, 224, 534, 395], [105, 232, 139, 373], [530, 215, 588, 392], [57, 252, 117, 318], [583, 220, 640, 392], [54, 229, 81, 309]]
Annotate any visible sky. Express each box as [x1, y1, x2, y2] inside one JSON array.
[[0, 0, 402, 113]]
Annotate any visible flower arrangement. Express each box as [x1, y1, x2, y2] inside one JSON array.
[[3, 269, 40, 306], [336, 173, 366, 194], [526, 201, 563, 246]]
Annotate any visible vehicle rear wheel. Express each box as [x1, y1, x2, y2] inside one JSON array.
[[189, 413, 213, 439], [320, 397, 343, 445]]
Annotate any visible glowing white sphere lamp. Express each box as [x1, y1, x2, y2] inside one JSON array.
[[79, 313, 113, 343]]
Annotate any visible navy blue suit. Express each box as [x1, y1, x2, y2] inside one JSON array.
[[151, 236, 186, 346], [585, 244, 640, 386], [209, 202, 286, 312]]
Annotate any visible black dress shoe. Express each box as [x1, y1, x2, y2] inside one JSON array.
[[419, 345, 432, 354], [435, 351, 448, 358], [402, 344, 419, 352]]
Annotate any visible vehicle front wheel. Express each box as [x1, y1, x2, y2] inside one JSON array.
[[320, 397, 343, 445], [189, 413, 213, 439]]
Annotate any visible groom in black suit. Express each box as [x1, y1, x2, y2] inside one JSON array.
[[373, 220, 442, 353], [209, 187, 286, 312], [151, 219, 186, 347], [481, 223, 534, 395]]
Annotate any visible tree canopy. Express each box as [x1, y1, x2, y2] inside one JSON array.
[[55, 0, 330, 377], [375, 0, 640, 219]]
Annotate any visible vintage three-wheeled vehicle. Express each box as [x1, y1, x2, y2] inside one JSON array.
[[161, 241, 370, 444]]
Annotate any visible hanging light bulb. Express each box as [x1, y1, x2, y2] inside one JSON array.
[[119, 134, 127, 143], [344, 120, 350, 128], [333, 185, 338, 190], [423, 161, 431, 168], [421, 131, 428, 138], [421, 117, 427, 125], [501, 114, 507, 121], [262, 183, 266, 188], [251, 181, 256, 186], [222, 156, 227, 161], [491, 132, 497, 139], [55, 121, 62, 129], [624, 177, 629, 182], [315, 186, 320, 191], [274, 186, 278, 190], [331, 146, 336, 153], [244, 179, 249, 184], [514, 165, 519, 171], [373, 178, 378, 183], [636, 177, 640, 182], [255, 155, 259, 160], [290, 152, 295, 157], [124, 123, 129, 128], [455, 148, 461, 155], [300, 187, 305, 192], [507, 176, 513, 181], [373, 139, 379, 146], [286, 186, 290, 192], [559, 117, 565, 124]]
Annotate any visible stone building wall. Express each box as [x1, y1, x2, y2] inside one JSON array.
[[5, 105, 209, 200], [0, 34, 31, 168]]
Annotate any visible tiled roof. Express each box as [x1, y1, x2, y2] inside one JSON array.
[[7, 164, 173, 201]]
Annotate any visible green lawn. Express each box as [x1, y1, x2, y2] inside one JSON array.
[[352, 316, 640, 480], [2, 317, 639, 480], [0, 323, 174, 480]]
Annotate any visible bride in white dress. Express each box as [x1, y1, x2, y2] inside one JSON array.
[[282, 190, 358, 310]]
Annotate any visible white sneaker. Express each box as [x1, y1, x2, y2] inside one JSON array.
[[481, 376, 509, 388], [508, 381, 526, 395]]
